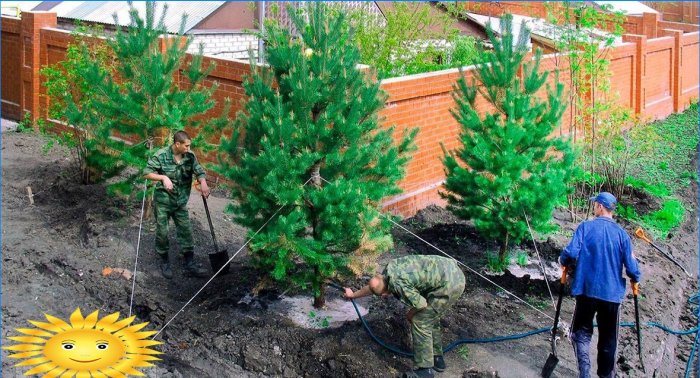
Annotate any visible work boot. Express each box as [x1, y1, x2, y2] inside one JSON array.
[[402, 368, 434, 378], [183, 252, 208, 278], [159, 255, 173, 279], [433, 355, 446, 372]]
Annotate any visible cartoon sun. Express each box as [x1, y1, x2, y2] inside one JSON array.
[[3, 308, 162, 377]]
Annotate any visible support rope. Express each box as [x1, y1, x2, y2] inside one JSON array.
[[318, 176, 554, 322], [152, 177, 313, 339], [128, 180, 148, 317], [524, 212, 555, 310]]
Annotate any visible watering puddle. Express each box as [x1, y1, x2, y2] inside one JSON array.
[[270, 296, 369, 329]]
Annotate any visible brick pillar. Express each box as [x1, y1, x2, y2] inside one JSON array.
[[642, 12, 659, 39], [20, 11, 57, 127], [660, 29, 683, 112], [622, 34, 647, 116]]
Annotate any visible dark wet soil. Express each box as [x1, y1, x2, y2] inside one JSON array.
[[2, 130, 698, 377]]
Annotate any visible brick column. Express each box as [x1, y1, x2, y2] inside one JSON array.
[[659, 29, 683, 112], [20, 11, 57, 127], [622, 34, 646, 116], [642, 12, 659, 39]]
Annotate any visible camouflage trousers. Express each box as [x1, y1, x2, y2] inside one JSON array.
[[411, 270, 466, 368], [154, 201, 193, 257]]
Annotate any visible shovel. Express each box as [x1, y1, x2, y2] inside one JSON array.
[[632, 281, 646, 373], [202, 195, 230, 274], [542, 266, 567, 378], [634, 228, 691, 277]]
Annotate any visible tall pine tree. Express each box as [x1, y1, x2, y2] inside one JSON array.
[[442, 14, 575, 263], [218, 3, 416, 307], [73, 1, 229, 193]]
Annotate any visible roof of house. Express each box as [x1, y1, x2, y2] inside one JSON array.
[[466, 12, 622, 50], [1, 1, 43, 16], [466, 13, 534, 50], [593, 1, 658, 15], [31, 1, 227, 33]]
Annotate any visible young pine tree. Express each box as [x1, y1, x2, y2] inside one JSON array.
[[442, 14, 575, 264], [218, 3, 416, 308], [76, 2, 229, 193], [41, 24, 116, 184]]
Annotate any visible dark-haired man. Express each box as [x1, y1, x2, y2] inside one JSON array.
[[344, 255, 465, 378], [144, 131, 209, 279]]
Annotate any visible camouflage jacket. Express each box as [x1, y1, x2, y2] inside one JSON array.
[[144, 146, 206, 207], [384, 255, 462, 310]]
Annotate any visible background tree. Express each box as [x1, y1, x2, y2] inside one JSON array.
[[217, 3, 416, 308], [543, 3, 627, 213], [44, 2, 230, 194], [349, 2, 479, 79], [442, 14, 575, 264], [41, 23, 117, 184]]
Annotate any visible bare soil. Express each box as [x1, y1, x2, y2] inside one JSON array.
[[2, 130, 698, 377]]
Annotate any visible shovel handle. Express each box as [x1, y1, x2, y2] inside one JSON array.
[[634, 227, 692, 277], [202, 195, 220, 251]]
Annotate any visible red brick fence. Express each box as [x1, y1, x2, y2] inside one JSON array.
[[2, 11, 698, 217]]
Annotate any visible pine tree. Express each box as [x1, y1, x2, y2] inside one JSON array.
[[442, 14, 575, 264], [41, 23, 116, 184], [66, 2, 229, 192], [217, 3, 416, 308]]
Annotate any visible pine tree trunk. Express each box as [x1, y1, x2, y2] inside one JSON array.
[[310, 162, 325, 309], [498, 234, 509, 265], [313, 270, 326, 309]]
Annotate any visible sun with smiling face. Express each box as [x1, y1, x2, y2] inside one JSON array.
[[3, 308, 162, 377]]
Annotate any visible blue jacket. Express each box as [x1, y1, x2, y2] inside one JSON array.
[[560, 217, 641, 303]]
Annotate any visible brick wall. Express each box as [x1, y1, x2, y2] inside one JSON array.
[[3, 11, 699, 217], [1, 16, 21, 120], [188, 33, 259, 60], [643, 2, 700, 24]]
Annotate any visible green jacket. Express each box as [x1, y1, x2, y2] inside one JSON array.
[[385, 255, 464, 311], [144, 146, 206, 207]]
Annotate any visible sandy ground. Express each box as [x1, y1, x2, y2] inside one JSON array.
[[1, 128, 698, 377]]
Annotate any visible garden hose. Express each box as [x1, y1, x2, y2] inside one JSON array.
[[327, 282, 549, 356], [328, 282, 700, 371]]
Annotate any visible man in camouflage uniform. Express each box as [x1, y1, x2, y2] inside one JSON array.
[[144, 131, 209, 279], [344, 255, 465, 378]]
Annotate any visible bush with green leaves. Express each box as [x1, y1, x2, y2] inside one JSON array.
[[217, 3, 416, 308], [43, 3, 230, 192], [349, 2, 480, 79], [41, 23, 116, 184], [442, 14, 575, 263]]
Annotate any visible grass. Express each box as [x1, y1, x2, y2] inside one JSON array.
[[526, 296, 549, 311], [456, 345, 470, 362], [627, 102, 699, 195], [515, 250, 528, 266], [584, 102, 697, 239], [308, 311, 331, 328], [624, 176, 671, 197], [486, 252, 510, 273], [641, 199, 685, 239], [616, 203, 639, 221]]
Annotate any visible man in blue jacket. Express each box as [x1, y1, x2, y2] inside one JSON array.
[[560, 192, 642, 378]]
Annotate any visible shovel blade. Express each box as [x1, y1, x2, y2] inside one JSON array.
[[208, 250, 230, 275], [541, 353, 559, 378]]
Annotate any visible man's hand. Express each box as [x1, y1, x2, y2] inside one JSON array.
[[162, 176, 174, 192], [199, 180, 210, 198], [343, 288, 354, 299], [631, 282, 640, 296], [407, 308, 419, 323]]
